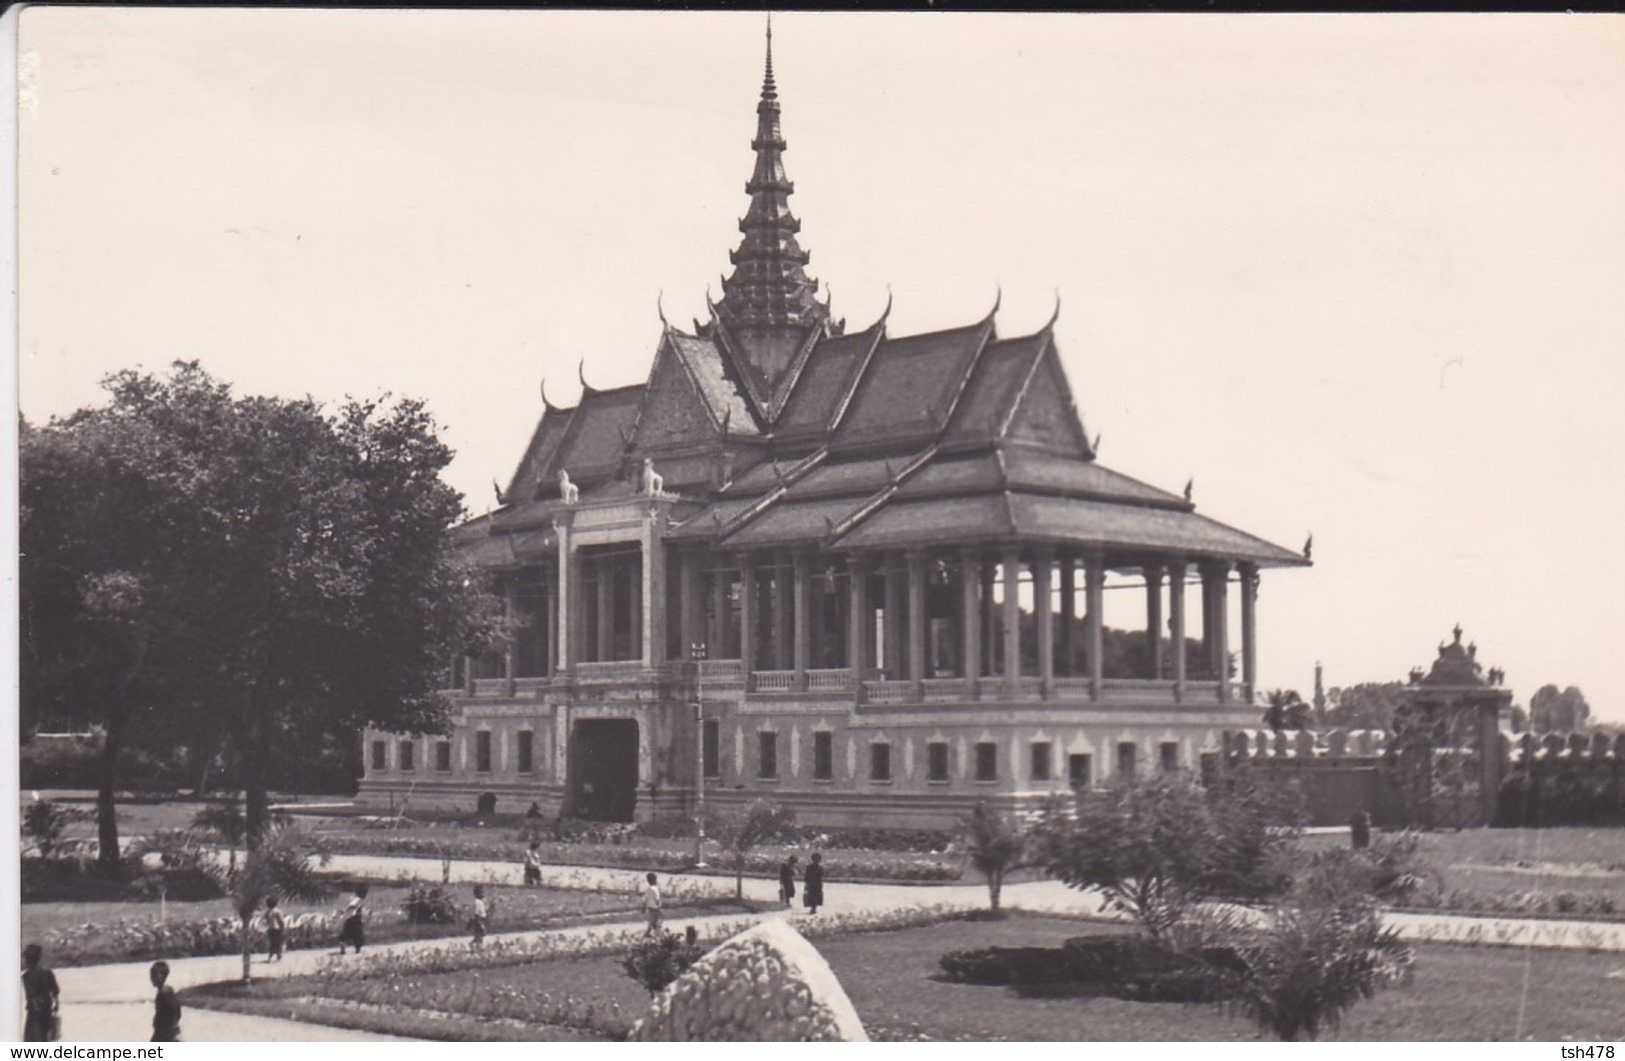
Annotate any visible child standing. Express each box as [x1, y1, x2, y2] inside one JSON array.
[[149, 961, 181, 1042], [641, 872, 663, 936], [523, 841, 543, 887], [264, 896, 286, 962], [335, 884, 369, 955], [778, 854, 799, 908], [21, 943, 60, 1042], [469, 885, 488, 948]]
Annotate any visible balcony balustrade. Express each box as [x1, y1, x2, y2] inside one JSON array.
[[448, 660, 1238, 709]]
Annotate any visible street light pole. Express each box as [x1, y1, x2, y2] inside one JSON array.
[[691, 640, 708, 868]]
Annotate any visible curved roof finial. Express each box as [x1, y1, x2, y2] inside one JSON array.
[[657, 288, 669, 329], [988, 285, 1002, 320], [577, 358, 595, 396], [1046, 289, 1062, 330], [540, 377, 555, 412]]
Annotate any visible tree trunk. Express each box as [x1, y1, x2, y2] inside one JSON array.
[[988, 870, 1003, 915], [735, 854, 745, 899], [95, 728, 124, 873], [240, 914, 253, 984], [239, 700, 271, 850]]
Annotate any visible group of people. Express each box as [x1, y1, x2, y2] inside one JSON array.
[[21, 945, 179, 1042], [777, 852, 825, 914]]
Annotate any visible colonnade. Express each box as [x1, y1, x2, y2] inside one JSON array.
[[463, 541, 1262, 703]]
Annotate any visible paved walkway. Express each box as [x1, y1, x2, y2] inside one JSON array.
[[47, 852, 1625, 1042]]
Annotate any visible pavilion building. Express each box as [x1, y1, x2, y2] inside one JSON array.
[[357, 29, 1308, 828]]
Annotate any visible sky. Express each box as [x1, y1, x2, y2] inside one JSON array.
[[14, 9, 1625, 722]]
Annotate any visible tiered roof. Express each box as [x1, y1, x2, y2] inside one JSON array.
[[469, 26, 1306, 572]]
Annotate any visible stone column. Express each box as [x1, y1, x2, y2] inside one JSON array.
[[980, 562, 997, 677], [503, 574, 518, 695], [1085, 552, 1106, 701], [1168, 559, 1187, 702], [793, 552, 811, 687], [883, 554, 905, 678], [960, 547, 982, 684], [907, 551, 928, 690], [543, 563, 557, 678], [595, 555, 615, 662], [847, 556, 869, 673], [773, 550, 792, 670], [1034, 549, 1055, 696], [739, 555, 757, 672], [1207, 561, 1232, 702], [1002, 548, 1022, 696], [708, 556, 728, 658], [679, 551, 702, 657], [554, 516, 577, 675], [1144, 563, 1165, 680], [1239, 562, 1259, 704], [640, 514, 667, 667], [1058, 554, 1077, 677]]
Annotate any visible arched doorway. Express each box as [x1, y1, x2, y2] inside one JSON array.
[[568, 718, 640, 822]]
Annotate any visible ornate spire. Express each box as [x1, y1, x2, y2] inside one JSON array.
[[714, 15, 829, 393]]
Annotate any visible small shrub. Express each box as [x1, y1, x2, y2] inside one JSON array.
[[401, 885, 460, 925], [621, 927, 707, 996]]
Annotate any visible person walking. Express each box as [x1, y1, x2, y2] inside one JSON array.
[[802, 852, 824, 915], [523, 841, 543, 887], [264, 896, 286, 962], [641, 872, 663, 936], [21, 943, 60, 1042], [335, 884, 369, 955], [778, 854, 799, 909], [149, 961, 181, 1042], [469, 885, 488, 948]]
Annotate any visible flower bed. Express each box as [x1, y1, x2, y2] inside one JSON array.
[[328, 832, 962, 882], [45, 910, 341, 964]]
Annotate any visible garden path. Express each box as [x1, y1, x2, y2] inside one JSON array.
[[47, 853, 1625, 1042]]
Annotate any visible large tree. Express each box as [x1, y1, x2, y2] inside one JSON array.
[[1528, 685, 1591, 732], [1322, 682, 1406, 731], [21, 362, 504, 849]]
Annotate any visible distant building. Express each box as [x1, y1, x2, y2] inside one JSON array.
[[358, 28, 1308, 828]]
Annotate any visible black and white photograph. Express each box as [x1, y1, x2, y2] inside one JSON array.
[[9, 7, 1625, 1044]]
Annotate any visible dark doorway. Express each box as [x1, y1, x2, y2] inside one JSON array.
[[569, 719, 639, 822]]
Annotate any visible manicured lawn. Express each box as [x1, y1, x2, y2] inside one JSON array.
[[1301, 828, 1625, 918], [187, 914, 1625, 1041]]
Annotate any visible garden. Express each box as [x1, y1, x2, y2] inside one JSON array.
[[21, 778, 1625, 1041]]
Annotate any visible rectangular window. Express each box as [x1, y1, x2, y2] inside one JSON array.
[[758, 731, 778, 780], [398, 740, 415, 772], [813, 731, 833, 781], [703, 719, 721, 779], [927, 741, 950, 784], [1117, 741, 1138, 780], [1068, 753, 1092, 789], [476, 731, 493, 773], [975, 741, 998, 782], [370, 740, 387, 771], [1030, 741, 1053, 782], [1160, 741, 1180, 773], [870, 742, 892, 783], [436, 741, 452, 773], [517, 730, 535, 774]]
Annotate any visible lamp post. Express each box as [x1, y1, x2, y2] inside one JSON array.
[[690, 640, 708, 867]]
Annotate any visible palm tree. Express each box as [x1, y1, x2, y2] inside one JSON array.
[[205, 821, 332, 983]]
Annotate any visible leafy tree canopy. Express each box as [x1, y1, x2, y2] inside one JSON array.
[[1528, 685, 1591, 732], [20, 362, 506, 847]]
